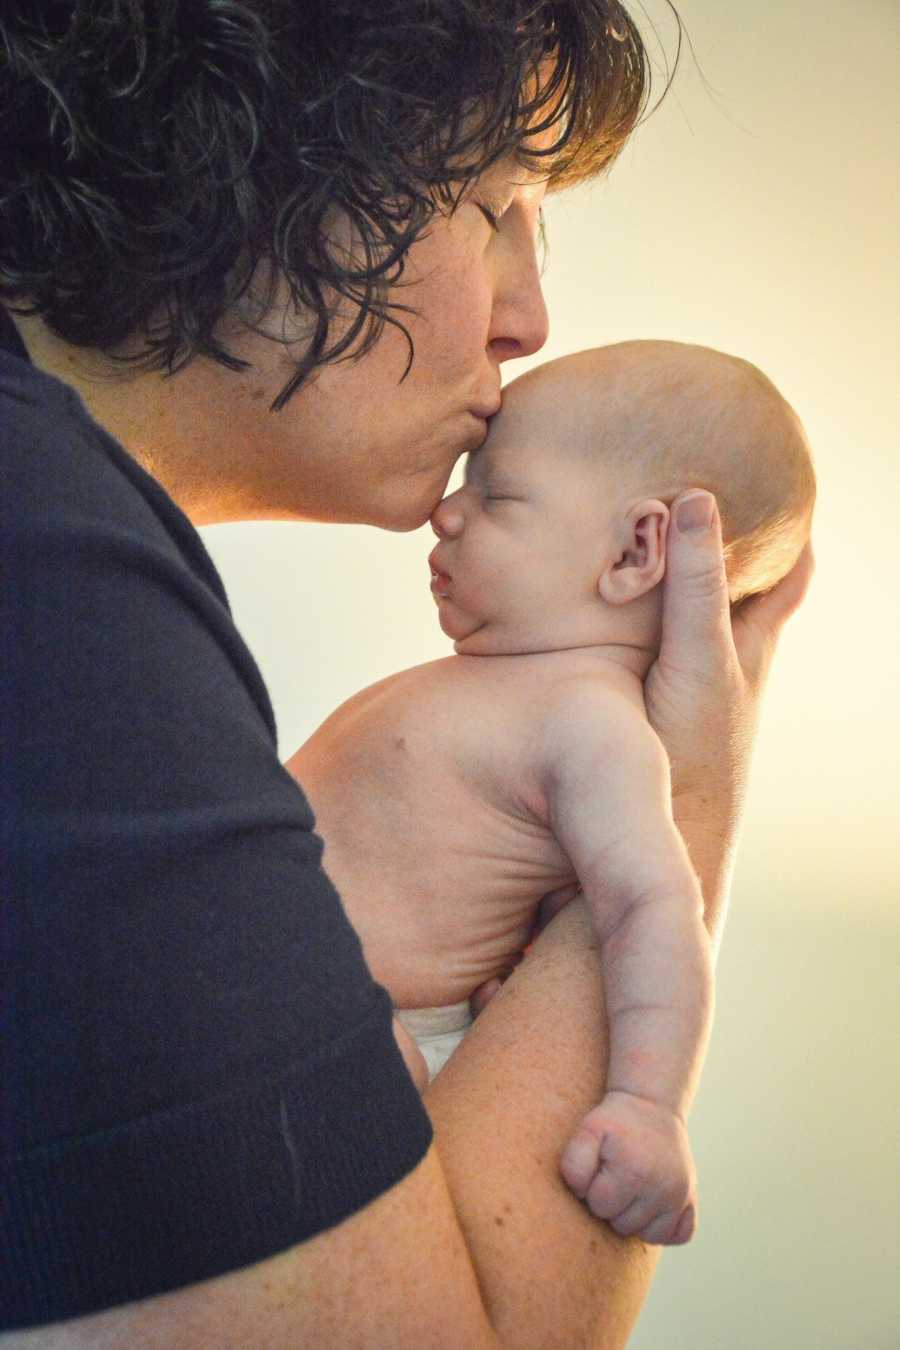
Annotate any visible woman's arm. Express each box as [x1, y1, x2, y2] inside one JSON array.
[[425, 894, 660, 1348], [2, 899, 654, 1350]]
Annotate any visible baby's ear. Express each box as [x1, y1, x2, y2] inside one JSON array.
[[598, 499, 669, 605]]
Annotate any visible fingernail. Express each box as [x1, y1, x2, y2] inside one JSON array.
[[676, 492, 715, 534]]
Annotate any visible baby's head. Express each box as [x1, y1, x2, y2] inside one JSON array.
[[428, 340, 815, 657]]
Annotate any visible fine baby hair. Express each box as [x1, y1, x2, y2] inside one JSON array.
[[513, 339, 817, 605]]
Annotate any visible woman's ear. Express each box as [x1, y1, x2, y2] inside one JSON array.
[[598, 499, 669, 605]]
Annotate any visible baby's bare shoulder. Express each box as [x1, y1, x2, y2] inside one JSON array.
[[422, 653, 652, 748], [533, 667, 662, 777], [307, 654, 538, 767], [385, 652, 545, 719]]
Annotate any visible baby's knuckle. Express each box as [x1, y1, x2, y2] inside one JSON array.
[[660, 1175, 690, 1208]]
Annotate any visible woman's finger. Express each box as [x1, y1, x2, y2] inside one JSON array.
[[733, 539, 815, 678], [469, 978, 502, 1018]]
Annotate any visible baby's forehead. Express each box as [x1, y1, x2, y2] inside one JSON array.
[[494, 364, 622, 461], [504, 364, 591, 421], [464, 441, 521, 482], [464, 429, 592, 505]]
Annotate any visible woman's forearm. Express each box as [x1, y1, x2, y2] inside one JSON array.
[[425, 896, 660, 1350], [671, 795, 741, 957]]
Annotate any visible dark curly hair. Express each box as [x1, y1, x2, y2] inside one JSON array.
[[0, 1, 682, 410]]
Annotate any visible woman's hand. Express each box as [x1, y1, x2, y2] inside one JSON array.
[[645, 491, 814, 941]]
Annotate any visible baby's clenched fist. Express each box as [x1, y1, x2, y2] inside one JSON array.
[[560, 1090, 697, 1245]]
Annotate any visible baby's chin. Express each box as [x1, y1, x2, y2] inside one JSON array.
[[453, 626, 530, 657], [436, 598, 529, 656], [453, 633, 498, 655], [434, 596, 484, 644], [454, 616, 581, 657]]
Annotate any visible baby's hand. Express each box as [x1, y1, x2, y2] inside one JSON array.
[[560, 1091, 697, 1245]]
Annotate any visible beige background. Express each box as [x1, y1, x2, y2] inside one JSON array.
[[201, 1, 900, 1345]]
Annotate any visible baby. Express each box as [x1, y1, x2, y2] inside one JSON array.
[[287, 339, 815, 1246]]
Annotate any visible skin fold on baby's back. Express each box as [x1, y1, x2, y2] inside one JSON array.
[[288, 651, 621, 1008]]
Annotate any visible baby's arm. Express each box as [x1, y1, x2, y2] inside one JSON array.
[[541, 686, 714, 1246]]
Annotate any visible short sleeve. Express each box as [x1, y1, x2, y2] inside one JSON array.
[[0, 363, 432, 1330]]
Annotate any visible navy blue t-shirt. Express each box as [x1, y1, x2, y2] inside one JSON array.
[[0, 310, 432, 1330]]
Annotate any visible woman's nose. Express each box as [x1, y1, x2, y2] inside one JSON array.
[[488, 220, 550, 363]]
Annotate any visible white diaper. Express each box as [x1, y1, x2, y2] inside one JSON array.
[[395, 1000, 474, 1081]]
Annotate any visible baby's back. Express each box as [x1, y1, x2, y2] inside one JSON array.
[[287, 650, 644, 1008]]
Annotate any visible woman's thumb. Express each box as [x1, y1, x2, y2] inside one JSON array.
[[660, 492, 732, 666]]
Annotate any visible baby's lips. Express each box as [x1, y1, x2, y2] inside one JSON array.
[[427, 545, 451, 577], [428, 550, 453, 596]]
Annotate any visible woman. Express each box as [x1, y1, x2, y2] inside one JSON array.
[[0, 2, 811, 1346]]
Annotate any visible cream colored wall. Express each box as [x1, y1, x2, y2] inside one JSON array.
[[201, 1, 899, 1344]]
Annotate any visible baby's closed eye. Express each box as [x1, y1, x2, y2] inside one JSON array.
[[483, 490, 523, 505]]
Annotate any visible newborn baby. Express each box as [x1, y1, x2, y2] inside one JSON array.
[[287, 339, 815, 1246]]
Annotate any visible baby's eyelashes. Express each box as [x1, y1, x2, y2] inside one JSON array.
[[483, 490, 524, 505]]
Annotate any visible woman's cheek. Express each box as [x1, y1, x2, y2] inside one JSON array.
[[441, 249, 494, 355]]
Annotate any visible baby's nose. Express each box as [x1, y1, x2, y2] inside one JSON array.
[[431, 493, 465, 538]]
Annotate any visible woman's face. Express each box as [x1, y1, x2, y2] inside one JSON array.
[[200, 155, 551, 528], [16, 149, 551, 528]]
